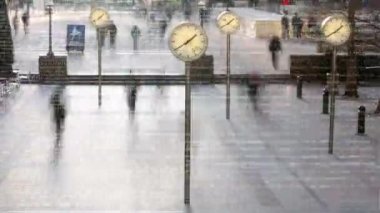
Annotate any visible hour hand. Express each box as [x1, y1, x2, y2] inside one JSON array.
[[93, 13, 104, 22], [326, 25, 343, 38]]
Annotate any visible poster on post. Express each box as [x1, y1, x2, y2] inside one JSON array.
[[66, 24, 85, 53]]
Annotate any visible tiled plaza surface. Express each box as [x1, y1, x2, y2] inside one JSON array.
[[0, 84, 379, 212]]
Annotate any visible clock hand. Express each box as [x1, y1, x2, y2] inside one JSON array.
[[95, 13, 105, 22], [326, 25, 343, 38], [184, 34, 197, 45], [174, 34, 197, 51], [220, 18, 235, 28]]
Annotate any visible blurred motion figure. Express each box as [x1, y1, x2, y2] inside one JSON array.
[[268, 35, 282, 70]]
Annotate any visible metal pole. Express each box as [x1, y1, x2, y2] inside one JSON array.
[[48, 6, 53, 57], [184, 62, 191, 204], [226, 34, 231, 120], [328, 47, 337, 154], [98, 28, 102, 107]]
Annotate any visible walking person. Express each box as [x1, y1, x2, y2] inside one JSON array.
[[268, 35, 282, 70], [296, 16, 304, 38], [128, 84, 138, 112], [291, 12, 299, 38], [53, 103, 66, 136], [50, 90, 66, 137], [12, 12, 19, 35], [160, 20, 167, 38], [21, 12, 29, 34], [281, 11, 290, 39], [247, 72, 262, 109], [108, 23, 117, 47], [307, 15, 317, 35]]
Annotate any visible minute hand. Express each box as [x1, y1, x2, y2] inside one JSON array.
[[326, 25, 343, 38], [174, 34, 197, 51]]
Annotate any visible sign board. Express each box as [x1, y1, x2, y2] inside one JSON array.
[[39, 55, 67, 81], [66, 24, 85, 52]]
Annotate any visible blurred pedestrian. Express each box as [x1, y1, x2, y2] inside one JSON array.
[[247, 72, 262, 109], [12, 12, 19, 35], [291, 12, 301, 38], [21, 12, 29, 34], [109, 23, 117, 47], [53, 103, 66, 135], [247, 73, 260, 96], [50, 89, 66, 136], [160, 20, 167, 38], [307, 15, 317, 34], [268, 35, 282, 70], [281, 11, 289, 39], [184, 6, 191, 20], [165, 8, 173, 21], [128, 84, 138, 111], [297, 17, 304, 38], [254, 0, 259, 7]]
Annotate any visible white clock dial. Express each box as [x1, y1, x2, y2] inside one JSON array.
[[321, 15, 351, 46], [168, 23, 208, 62], [90, 8, 110, 27], [217, 10, 241, 34]]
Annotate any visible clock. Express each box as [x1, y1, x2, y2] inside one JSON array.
[[216, 10, 240, 34], [168, 23, 208, 62], [321, 15, 351, 46], [90, 8, 110, 27]]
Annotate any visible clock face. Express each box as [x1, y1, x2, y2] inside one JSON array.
[[217, 10, 240, 34], [321, 15, 351, 46], [90, 8, 110, 27], [168, 23, 208, 62]]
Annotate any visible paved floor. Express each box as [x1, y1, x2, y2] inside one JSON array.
[[0, 84, 379, 212]]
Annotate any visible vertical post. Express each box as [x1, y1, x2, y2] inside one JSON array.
[[328, 47, 337, 154], [97, 28, 102, 107], [297, 75, 303, 99], [345, 1, 358, 97], [184, 62, 191, 204], [357, 106, 366, 134], [322, 86, 329, 114], [48, 5, 53, 57], [226, 34, 231, 120]]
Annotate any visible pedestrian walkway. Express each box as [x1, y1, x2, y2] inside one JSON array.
[[0, 84, 379, 212], [12, 9, 318, 77]]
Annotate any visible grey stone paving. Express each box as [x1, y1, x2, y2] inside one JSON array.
[[0, 84, 379, 212]]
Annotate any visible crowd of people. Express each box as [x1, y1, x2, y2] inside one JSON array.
[[281, 10, 318, 40]]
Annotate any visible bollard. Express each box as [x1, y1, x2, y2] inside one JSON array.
[[297, 75, 303, 99], [322, 86, 329, 114], [357, 106, 366, 135]]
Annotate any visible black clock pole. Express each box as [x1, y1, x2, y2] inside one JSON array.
[[97, 27, 102, 107], [328, 46, 337, 154], [184, 61, 191, 204], [226, 34, 231, 119]]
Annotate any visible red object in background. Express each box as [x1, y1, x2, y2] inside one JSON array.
[[281, 0, 289, 5]]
